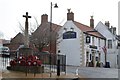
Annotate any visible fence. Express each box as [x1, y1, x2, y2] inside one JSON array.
[[2, 51, 66, 75], [35, 52, 66, 73]]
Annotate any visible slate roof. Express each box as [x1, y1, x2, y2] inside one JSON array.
[[10, 32, 25, 44]]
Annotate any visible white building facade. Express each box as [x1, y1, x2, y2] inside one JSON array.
[[84, 32, 106, 67], [56, 10, 106, 67], [95, 21, 119, 68]]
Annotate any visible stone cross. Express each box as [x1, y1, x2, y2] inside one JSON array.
[[23, 12, 31, 47]]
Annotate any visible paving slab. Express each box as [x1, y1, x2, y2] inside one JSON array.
[[0, 70, 81, 80]]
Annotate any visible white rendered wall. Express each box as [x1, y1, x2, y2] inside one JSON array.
[[95, 22, 118, 68], [57, 21, 84, 66]]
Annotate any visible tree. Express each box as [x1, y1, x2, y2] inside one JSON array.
[[18, 16, 39, 35], [30, 25, 50, 52], [18, 16, 62, 53], [30, 22, 61, 52]]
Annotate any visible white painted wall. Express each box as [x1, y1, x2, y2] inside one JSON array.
[[95, 22, 114, 38], [95, 21, 118, 68], [57, 20, 83, 66], [84, 33, 106, 66], [57, 21, 106, 67]]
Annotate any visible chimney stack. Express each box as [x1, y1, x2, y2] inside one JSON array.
[[105, 21, 110, 28], [41, 14, 48, 23], [67, 9, 74, 21], [90, 16, 94, 28], [110, 26, 116, 35], [113, 27, 116, 35]]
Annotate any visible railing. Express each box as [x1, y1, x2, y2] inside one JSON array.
[[35, 52, 66, 73], [4, 51, 66, 75]]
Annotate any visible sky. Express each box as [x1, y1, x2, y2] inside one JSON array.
[[0, 0, 119, 40]]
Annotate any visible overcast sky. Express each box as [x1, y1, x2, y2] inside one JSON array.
[[0, 0, 119, 40]]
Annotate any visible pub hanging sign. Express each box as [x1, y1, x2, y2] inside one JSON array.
[[86, 35, 91, 43], [63, 31, 77, 39]]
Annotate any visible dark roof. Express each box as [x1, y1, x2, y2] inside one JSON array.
[[74, 21, 106, 39], [10, 32, 25, 44], [116, 35, 120, 41], [31, 22, 61, 40]]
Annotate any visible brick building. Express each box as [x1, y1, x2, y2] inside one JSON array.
[[31, 14, 61, 54], [4, 32, 24, 51]]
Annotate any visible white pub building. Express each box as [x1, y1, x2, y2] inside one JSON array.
[[57, 9, 106, 67], [95, 21, 119, 68]]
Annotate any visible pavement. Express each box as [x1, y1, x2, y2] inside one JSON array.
[[0, 70, 81, 80]]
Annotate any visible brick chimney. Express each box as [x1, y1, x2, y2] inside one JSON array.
[[41, 14, 48, 23], [105, 21, 110, 28], [67, 9, 74, 21], [90, 16, 94, 28]]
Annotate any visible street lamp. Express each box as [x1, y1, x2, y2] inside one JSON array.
[[49, 2, 58, 77]]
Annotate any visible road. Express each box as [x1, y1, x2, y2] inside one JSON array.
[[66, 66, 119, 80]]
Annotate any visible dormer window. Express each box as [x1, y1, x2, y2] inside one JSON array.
[[70, 27, 74, 31], [64, 28, 67, 31]]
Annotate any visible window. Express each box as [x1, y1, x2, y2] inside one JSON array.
[[58, 50, 60, 53], [90, 54, 92, 60], [92, 36, 94, 45], [98, 39, 100, 47], [86, 36, 91, 43], [86, 51, 89, 61], [108, 40, 112, 49], [96, 57, 98, 61]]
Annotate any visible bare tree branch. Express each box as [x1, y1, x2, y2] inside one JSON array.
[[18, 22, 25, 34], [33, 16, 39, 28]]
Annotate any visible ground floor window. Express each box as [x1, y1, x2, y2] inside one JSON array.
[[90, 54, 92, 60], [86, 51, 89, 67]]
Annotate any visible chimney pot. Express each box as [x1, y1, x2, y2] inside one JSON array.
[[91, 16, 93, 19], [67, 9, 71, 13], [105, 21, 110, 28]]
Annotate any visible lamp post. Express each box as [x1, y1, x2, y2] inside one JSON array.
[[49, 2, 58, 77]]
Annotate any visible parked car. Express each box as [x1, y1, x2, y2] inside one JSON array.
[[1, 46, 10, 57]]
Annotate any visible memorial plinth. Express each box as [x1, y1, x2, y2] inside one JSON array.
[[19, 47, 33, 56]]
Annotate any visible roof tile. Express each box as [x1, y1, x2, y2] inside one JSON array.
[[74, 21, 105, 39]]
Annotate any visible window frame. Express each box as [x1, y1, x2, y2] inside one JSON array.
[[108, 39, 112, 49]]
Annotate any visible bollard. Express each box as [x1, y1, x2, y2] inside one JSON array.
[[57, 59, 60, 76]]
